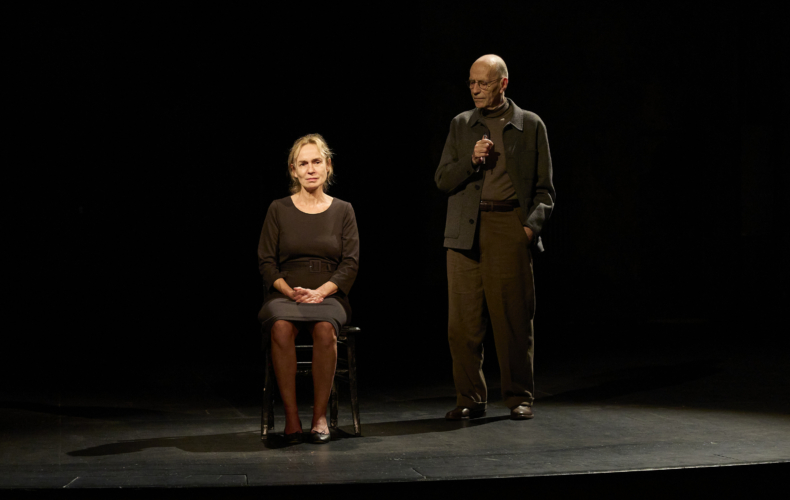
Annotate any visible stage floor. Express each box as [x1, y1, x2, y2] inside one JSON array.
[[2, 338, 789, 491]]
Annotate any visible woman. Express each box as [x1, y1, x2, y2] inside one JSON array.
[[258, 133, 359, 444]]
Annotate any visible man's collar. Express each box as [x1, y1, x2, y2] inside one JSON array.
[[470, 98, 523, 131]]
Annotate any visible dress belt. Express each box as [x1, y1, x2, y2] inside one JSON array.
[[479, 200, 520, 212], [280, 260, 337, 273]]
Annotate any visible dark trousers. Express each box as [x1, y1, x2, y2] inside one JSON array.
[[447, 209, 535, 410]]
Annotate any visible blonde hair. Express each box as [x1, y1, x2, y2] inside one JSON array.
[[287, 133, 334, 194]]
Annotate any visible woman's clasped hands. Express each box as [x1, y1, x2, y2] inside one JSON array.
[[292, 287, 325, 304]]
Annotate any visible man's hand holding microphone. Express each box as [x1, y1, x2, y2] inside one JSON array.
[[472, 134, 493, 167]]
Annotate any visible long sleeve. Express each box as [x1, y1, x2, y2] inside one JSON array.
[[258, 201, 286, 293], [523, 119, 555, 236], [435, 118, 481, 193], [328, 203, 359, 295]]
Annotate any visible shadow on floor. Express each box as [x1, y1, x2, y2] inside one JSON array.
[[359, 415, 510, 437], [67, 431, 273, 456], [66, 416, 510, 456]]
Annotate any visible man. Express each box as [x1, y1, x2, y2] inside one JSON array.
[[435, 54, 555, 420]]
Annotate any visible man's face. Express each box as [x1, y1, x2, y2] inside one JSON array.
[[469, 61, 506, 110]]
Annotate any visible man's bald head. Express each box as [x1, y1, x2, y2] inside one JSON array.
[[469, 54, 509, 110], [472, 54, 509, 79]]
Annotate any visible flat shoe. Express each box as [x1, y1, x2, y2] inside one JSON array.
[[283, 419, 303, 443], [283, 431, 303, 444], [309, 430, 331, 444]]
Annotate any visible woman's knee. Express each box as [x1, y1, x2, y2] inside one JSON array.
[[312, 322, 337, 349], [271, 320, 297, 347]]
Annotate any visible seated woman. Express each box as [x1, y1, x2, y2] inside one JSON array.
[[258, 133, 359, 444]]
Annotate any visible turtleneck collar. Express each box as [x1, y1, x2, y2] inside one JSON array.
[[481, 98, 510, 118]]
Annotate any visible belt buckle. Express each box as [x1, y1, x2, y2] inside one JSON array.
[[309, 259, 321, 273], [480, 200, 492, 211]]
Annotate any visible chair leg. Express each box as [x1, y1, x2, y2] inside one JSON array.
[[268, 385, 275, 429], [346, 335, 361, 436], [262, 347, 274, 441], [330, 379, 339, 429]]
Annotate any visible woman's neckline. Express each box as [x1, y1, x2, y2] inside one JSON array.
[[289, 194, 334, 214]]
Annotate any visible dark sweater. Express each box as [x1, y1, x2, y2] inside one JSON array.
[[481, 100, 517, 201], [258, 196, 359, 316]]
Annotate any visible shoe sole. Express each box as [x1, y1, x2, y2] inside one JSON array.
[[510, 413, 534, 420]]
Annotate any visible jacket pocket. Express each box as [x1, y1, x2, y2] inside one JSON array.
[[444, 194, 462, 238]]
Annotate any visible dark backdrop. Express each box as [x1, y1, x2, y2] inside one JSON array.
[[7, 4, 788, 385]]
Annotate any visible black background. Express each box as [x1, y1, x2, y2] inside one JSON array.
[[7, 4, 788, 385]]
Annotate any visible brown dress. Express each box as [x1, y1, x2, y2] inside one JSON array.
[[257, 196, 359, 336]]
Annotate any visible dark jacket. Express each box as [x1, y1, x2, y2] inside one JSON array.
[[435, 99, 555, 251]]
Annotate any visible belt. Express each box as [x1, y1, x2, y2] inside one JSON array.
[[280, 260, 337, 273], [479, 200, 519, 212]]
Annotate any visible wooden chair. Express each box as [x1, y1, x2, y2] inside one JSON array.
[[261, 325, 361, 441]]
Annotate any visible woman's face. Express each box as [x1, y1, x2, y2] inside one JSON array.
[[291, 144, 330, 192]]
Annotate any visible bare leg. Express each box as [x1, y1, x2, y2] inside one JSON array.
[[310, 321, 337, 433], [271, 320, 301, 434]]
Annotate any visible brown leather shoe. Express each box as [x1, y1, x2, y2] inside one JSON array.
[[445, 406, 486, 420], [510, 404, 534, 420]]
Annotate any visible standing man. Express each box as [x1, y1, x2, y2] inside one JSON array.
[[435, 54, 555, 420]]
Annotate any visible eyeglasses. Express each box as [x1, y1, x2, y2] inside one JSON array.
[[466, 78, 501, 90]]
